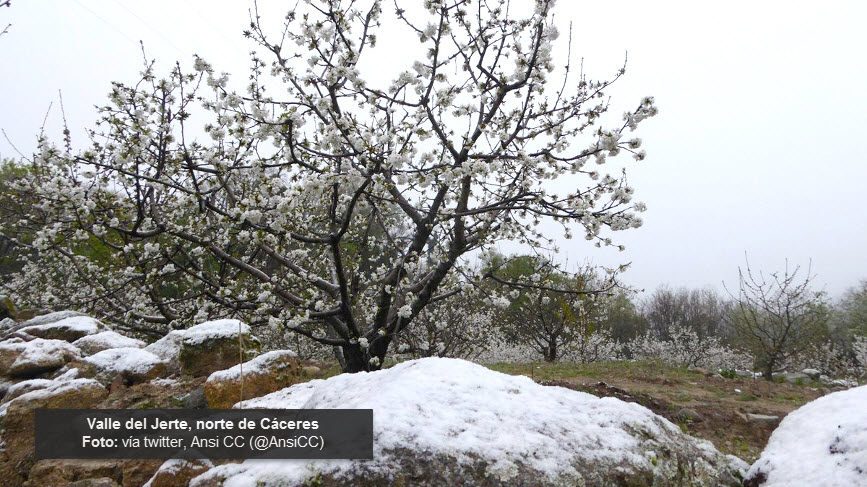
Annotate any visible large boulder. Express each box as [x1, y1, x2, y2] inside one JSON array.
[[19, 316, 104, 342], [73, 331, 145, 356], [146, 320, 259, 377], [84, 347, 168, 385], [744, 385, 867, 486], [191, 358, 746, 487], [1, 379, 108, 486], [0, 337, 81, 378], [204, 350, 302, 409]]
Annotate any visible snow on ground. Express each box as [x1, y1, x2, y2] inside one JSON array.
[[73, 330, 145, 353], [145, 319, 249, 361], [20, 315, 102, 337], [206, 350, 297, 383], [746, 385, 867, 486], [84, 347, 166, 376], [193, 357, 711, 486]]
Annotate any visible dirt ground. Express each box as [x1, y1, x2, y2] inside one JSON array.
[[487, 361, 840, 463]]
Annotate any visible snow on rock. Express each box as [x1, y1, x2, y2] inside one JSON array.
[[145, 319, 259, 377], [744, 385, 867, 487], [17, 310, 84, 328], [1, 378, 108, 486], [145, 330, 186, 362], [181, 319, 251, 346], [191, 358, 745, 487], [0, 337, 81, 378], [74, 330, 146, 356], [205, 350, 302, 408], [19, 315, 104, 342], [146, 320, 252, 361], [207, 350, 298, 383], [84, 347, 168, 383]]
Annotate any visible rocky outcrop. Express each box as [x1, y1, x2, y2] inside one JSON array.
[[204, 350, 302, 409]]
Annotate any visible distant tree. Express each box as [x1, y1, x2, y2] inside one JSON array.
[[726, 260, 830, 380], [641, 286, 729, 341], [4, 0, 656, 372], [484, 253, 617, 362], [599, 289, 646, 343], [836, 280, 867, 337], [0, 159, 36, 278]]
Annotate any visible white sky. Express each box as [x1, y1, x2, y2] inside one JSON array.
[[1, 1, 865, 298]]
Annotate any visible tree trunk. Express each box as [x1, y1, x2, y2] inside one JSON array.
[[761, 357, 775, 381], [544, 339, 557, 362], [341, 344, 369, 373]]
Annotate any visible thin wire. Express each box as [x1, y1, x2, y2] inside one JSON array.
[[179, 0, 237, 46], [109, 0, 186, 55], [70, 0, 139, 47]]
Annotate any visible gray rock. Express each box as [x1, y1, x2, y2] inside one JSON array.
[[183, 387, 207, 409], [746, 413, 780, 427], [67, 478, 121, 487], [0, 317, 16, 333], [773, 372, 809, 383], [676, 407, 704, 423], [801, 368, 821, 380]]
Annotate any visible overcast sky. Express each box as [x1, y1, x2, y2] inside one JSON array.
[[1, 1, 865, 298]]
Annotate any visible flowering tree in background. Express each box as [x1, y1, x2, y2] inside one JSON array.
[[727, 260, 830, 380], [2, 0, 655, 372], [484, 253, 618, 362]]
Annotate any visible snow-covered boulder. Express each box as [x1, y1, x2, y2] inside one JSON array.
[[146, 320, 260, 377], [744, 385, 867, 487], [0, 378, 55, 405], [19, 315, 104, 342], [1, 378, 108, 486], [73, 330, 145, 356], [0, 337, 81, 378], [204, 350, 302, 408], [191, 358, 746, 487], [16, 310, 84, 328], [84, 348, 168, 384]]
